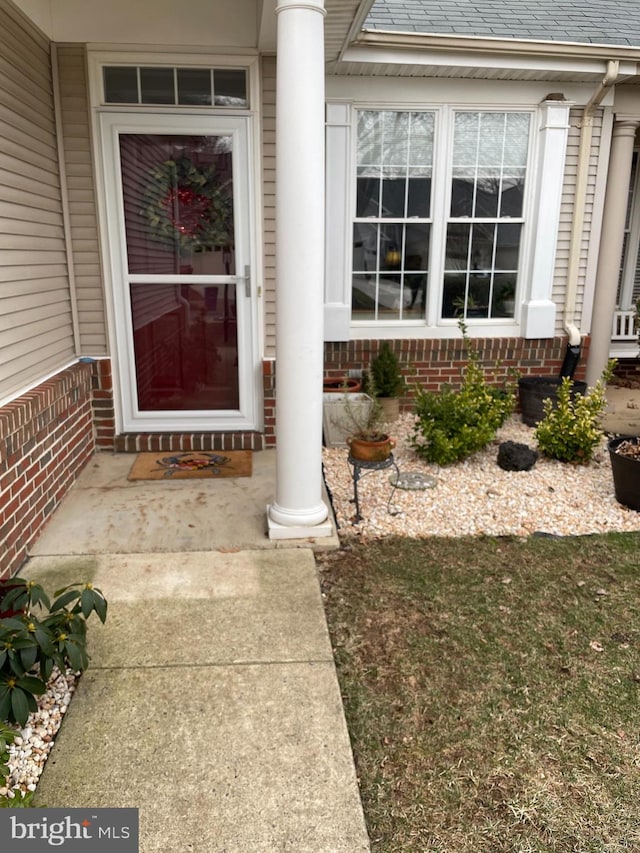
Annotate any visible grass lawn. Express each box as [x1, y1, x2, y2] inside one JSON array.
[[319, 533, 640, 852]]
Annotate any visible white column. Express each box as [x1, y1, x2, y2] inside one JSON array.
[[267, 0, 331, 537], [521, 100, 572, 338], [586, 118, 640, 386]]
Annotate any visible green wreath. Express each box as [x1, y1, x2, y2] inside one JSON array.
[[142, 157, 232, 253]]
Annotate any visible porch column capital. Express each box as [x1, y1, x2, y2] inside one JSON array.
[[276, 0, 326, 14], [586, 117, 640, 385], [612, 117, 640, 138]]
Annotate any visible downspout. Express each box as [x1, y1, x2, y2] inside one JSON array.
[[564, 60, 619, 361]]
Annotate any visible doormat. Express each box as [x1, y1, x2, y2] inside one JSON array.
[[127, 450, 252, 481]]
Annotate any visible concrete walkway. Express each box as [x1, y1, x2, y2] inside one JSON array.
[[23, 451, 369, 852]]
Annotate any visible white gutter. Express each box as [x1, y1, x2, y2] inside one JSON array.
[[357, 29, 640, 64], [564, 59, 620, 346]]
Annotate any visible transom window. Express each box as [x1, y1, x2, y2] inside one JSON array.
[[103, 66, 248, 108], [351, 108, 531, 323]]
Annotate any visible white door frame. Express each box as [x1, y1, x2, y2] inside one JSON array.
[[99, 111, 259, 432]]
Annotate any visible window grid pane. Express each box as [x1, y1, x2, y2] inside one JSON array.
[[445, 111, 529, 321], [353, 110, 434, 321]]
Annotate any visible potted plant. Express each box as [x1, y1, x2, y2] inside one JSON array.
[[322, 376, 362, 393], [608, 436, 640, 511], [518, 376, 588, 426], [497, 282, 516, 316], [341, 394, 396, 462], [368, 342, 405, 422]]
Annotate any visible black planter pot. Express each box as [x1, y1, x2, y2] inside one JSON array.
[[608, 436, 640, 511], [518, 377, 588, 427]]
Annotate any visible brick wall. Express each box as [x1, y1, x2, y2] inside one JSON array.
[[613, 357, 640, 383], [324, 335, 590, 407], [82, 339, 592, 460], [0, 363, 95, 578]]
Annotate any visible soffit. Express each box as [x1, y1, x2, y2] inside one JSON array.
[[325, 0, 374, 63], [330, 60, 629, 83]]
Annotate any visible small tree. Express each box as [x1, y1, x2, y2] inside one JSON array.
[[535, 362, 615, 464], [369, 342, 405, 398], [411, 322, 516, 465]]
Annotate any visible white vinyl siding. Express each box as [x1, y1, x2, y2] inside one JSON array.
[[0, 0, 75, 401], [261, 55, 276, 356], [553, 106, 603, 335], [56, 45, 107, 354]]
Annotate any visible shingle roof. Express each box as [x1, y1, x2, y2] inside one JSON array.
[[364, 0, 640, 48]]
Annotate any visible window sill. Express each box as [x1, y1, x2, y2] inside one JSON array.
[[349, 320, 521, 340]]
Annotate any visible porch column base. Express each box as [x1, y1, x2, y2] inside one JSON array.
[[266, 504, 334, 540]]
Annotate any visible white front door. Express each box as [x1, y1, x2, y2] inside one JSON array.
[[100, 113, 258, 432]]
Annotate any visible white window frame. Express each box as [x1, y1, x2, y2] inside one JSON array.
[[325, 97, 572, 341], [352, 104, 534, 336]]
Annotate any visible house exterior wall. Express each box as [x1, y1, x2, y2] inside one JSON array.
[[0, 362, 95, 578], [323, 335, 591, 412], [553, 106, 605, 336], [0, 0, 76, 404], [56, 44, 108, 354], [0, 5, 99, 578]]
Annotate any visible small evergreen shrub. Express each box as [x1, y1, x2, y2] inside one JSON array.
[[0, 578, 107, 726], [411, 324, 516, 465], [534, 364, 614, 463], [369, 342, 405, 398]]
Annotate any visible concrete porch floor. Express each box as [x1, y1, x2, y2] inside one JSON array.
[[22, 450, 369, 851], [30, 449, 339, 556]]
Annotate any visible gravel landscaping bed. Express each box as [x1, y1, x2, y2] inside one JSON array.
[[1, 669, 77, 800], [323, 414, 640, 538]]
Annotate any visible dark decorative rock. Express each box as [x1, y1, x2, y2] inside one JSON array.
[[497, 441, 539, 472]]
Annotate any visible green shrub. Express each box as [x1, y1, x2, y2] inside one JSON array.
[[534, 364, 614, 463], [411, 324, 516, 465], [0, 578, 107, 726], [0, 720, 16, 786], [369, 342, 405, 398]]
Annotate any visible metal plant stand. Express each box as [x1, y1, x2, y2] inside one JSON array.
[[347, 453, 400, 523]]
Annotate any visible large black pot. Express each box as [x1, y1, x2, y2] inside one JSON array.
[[518, 377, 588, 427], [608, 436, 640, 511]]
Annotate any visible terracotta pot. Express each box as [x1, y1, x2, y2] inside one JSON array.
[[347, 434, 396, 462], [323, 377, 362, 393], [608, 436, 640, 511]]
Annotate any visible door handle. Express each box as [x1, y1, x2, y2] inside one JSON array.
[[237, 265, 251, 298]]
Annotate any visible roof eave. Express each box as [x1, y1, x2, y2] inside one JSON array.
[[356, 28, 640, 63]]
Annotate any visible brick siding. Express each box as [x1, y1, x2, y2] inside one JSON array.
[[0, 363, 95, 578], [324, 335, 590, 408]]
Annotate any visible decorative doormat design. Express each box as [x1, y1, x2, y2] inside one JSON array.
[[128, 451, 252, 481]]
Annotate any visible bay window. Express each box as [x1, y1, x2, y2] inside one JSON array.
[[351, 107, 532, 325]]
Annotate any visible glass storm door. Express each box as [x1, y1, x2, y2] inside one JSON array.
[[100, 114, 257, 432]]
